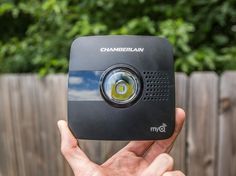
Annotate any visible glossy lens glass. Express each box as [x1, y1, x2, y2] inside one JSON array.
[[101, 68, 141, 105]]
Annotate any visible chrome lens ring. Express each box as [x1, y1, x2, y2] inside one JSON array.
[[100, 65, 142, 108]]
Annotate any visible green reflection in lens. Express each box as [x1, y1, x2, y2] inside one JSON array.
[[111, 81, 134, 101]]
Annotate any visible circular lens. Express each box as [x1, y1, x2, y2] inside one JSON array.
[[100, 66, 142, 107]]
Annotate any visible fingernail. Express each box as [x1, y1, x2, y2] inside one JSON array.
[[57, 121, 62, 131], [162, 156, 169, 165], [160, 153, 173, 165]]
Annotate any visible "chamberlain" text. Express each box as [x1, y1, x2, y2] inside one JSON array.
[[100, 47, 144, 52]]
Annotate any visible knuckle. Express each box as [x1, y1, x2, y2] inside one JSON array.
[[163, 170, 185, 176], [60, 145, 72, 156], [160, 153, 174, 166], [175, 170, 185, 176], [163, 173, 171, 176]]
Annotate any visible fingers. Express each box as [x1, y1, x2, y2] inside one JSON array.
[[142, 153, 174, 176], [57, 120, 90, 170], [58, 120, 78, 154], [102, 141, 154, 167], [121, 141, 154, 156], [114, 108, 185, 159], [144, 108, 185, 163], [162, 170, 185, 176]]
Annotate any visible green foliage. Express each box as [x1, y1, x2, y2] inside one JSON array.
[[0, 0, 236, 75]]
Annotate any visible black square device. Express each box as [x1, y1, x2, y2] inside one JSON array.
[[68, 35, 175, 140]]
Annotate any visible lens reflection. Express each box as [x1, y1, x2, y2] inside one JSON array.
[[102, 68, 141, 104]]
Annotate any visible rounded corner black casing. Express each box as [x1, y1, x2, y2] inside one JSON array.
[[68, 35, 175, 140]]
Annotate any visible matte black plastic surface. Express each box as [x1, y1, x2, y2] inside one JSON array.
[[68, 35, 175, 140]]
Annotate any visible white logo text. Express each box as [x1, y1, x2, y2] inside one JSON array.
[[150, 123, 167, 133], [100, 47, 144, 52]]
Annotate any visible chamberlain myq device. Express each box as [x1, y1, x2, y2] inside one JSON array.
[[68, 35, 175, 140]]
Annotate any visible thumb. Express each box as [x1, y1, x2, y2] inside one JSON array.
[[57, 120, 91, 171]]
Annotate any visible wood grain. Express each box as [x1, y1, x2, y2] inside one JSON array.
[[6, 76, 26, 176], [0, 75, 73, 176], [170, 73, 188, 172], [0, 76, 18, 176], [187, 72, 218, 176], [218, 72, 236, 176], [1, 73, 236, 176]]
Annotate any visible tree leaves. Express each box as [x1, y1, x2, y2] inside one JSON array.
[[0, 0, 235, 74]]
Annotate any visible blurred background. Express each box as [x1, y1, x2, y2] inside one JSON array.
[[0, 0, 236, 176], [0, 0, 236, 74]]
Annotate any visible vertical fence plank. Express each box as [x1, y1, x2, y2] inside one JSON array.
[[218, 72, 236, 176], [33, 75, 73, 176], [0, 76, 4, 176], [0, 76, 18, 176], [187, 72, 218, 176], [6, 76, 26, 176], [170, 73, 188, 172], [0, 75, 73, 176], [55, 75, 74, 176], [17, 75, 39, 176]]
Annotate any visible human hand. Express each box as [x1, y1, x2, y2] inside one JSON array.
[[57, 108, 185, 176]]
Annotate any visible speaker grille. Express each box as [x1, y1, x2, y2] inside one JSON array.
[[142, 71, 170, 102]]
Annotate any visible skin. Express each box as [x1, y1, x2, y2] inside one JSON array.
[[58, 108, 185, 176]]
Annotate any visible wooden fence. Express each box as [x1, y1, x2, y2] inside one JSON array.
[[0, 72, 236, 176]]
